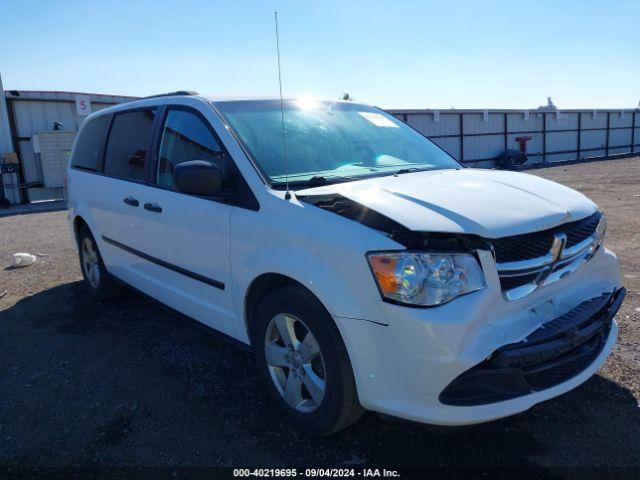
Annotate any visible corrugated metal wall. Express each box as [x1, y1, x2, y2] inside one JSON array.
[[4, 91, 135, 202], [388, 109, 639, 168]]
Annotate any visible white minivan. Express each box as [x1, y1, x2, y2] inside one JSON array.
[[67, 92, 624, 435]]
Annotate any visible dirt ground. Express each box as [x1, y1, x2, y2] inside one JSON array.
[[1, 158, 639, 477]]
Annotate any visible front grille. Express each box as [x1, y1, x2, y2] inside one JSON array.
[[565, 213, 601, 248], [493, 212, 602, 299], [493, 233, 553, 264], [493, 212, 601, 264]]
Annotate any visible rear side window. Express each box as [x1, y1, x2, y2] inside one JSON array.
[[157, 110, 226, 188], [104, 109, 156, 181], [70, 115, 110, 171]]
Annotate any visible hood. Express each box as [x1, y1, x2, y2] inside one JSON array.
[[296, 168, 597, 238]]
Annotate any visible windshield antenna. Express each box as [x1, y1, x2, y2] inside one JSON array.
[[274, 11, 291, 200]]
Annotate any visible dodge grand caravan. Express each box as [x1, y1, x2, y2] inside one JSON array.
[[67, 92, 624, 435]]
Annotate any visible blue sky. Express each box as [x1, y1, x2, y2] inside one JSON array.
[[1, 0, 638, 108]]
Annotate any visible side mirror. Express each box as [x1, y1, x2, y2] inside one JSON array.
[[173, 160, 223, 197]]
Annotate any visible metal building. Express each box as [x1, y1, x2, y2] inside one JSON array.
[[387, 108, 639, 167], [0, 77, 134, 205]]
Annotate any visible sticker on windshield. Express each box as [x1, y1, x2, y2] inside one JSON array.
[[357, 112, 399, 127]]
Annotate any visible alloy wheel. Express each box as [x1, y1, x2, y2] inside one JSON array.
[[81, 237, 101, 289], [264, 313, 326, 413]]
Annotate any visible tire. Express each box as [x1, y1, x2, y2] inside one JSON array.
[[253, 285, 365, 436], [77, 225, 124, 300], [496, 149, 527, 169]]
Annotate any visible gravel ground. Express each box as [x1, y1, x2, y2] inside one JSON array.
[[1, 158, 639, 477]]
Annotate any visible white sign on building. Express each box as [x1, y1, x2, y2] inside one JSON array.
[[75, 94, 92, 116]]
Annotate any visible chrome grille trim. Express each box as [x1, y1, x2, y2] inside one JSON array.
[[561, 235, 594, 259], [495, 253, 555, 273], [495, 234, 594, 273], [495, 213, 604, 301]]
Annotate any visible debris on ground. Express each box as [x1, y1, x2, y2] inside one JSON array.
[[12, 253, 37, 268], [0, 290, 7, 299]]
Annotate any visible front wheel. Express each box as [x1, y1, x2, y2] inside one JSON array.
[[253, 285, 364, 436]]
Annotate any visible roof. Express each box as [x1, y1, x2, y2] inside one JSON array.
[[4, 90, 138, 104]]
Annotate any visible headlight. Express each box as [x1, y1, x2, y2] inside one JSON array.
[[367, 252, 485, 306]]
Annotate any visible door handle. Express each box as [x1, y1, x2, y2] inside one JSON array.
[[144, 202, 162, 213], [123, 196, 139, 207]]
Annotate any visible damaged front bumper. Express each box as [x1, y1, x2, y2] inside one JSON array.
[[333, 247, 623, 426], [439, 287, 625, 406]]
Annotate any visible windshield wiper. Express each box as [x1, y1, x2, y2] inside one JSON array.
[[394, 167, 425, 176], [275, 168, 434, 190], [306, 175, 332, 186], [272, 175, 347, 189], [294, 175, 355, 187]]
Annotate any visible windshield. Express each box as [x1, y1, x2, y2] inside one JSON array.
[[214, 99, 461, 187]]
